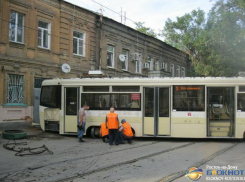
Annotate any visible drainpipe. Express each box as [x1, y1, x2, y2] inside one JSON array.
[[99, 13, 103, 71]]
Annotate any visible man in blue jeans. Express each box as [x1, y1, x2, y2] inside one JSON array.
[[78, 105, 89, 142]]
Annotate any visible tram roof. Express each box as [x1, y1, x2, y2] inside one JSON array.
[[42, 77, 245, 86]]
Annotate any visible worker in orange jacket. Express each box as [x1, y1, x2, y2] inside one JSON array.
[[106, 107, 119, 145], [100, 121, 109, 143], [118, 119, 134, 144]]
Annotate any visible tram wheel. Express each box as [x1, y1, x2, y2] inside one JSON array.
[[91, 127, 96, 139], [2, 130, 26, 140]]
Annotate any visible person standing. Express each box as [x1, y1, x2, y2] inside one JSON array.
[[106, 107, 119, 145], [100, 121, 109, 143], [118, 119, 134, 144], [78, 105, 89, 142]]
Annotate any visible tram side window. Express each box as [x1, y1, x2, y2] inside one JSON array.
[[111, 94, 141, 110], [81, 94, 110, 110], [237, 93, 245, 111], [40, 86, 61, 109], [81, 93, 141, 111], [173, 85, 205, 111]]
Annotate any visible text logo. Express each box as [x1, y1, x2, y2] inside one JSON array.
[[185, 167, 203, 181]]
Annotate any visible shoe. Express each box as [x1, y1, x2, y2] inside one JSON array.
[[105, 138, 109, 143], [80, 139, 85, 142], [78, 138, 81, 142]]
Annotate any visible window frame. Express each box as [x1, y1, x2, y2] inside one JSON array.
[[107, 45, 115, 68], [73, 31, 86, 56], [7, 74, 24, 103], [155, 61, 159, 71], [9, 11, 25, 43], [176, 65, 180, 77], [122, 49, 129, 71], [135, 60, 141, 74], [182, 67, 185, 77], [38, 20, 51, 49], [171, 64, 175, 77]]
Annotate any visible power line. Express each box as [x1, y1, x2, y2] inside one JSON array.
[[90, 0, 137, 25]]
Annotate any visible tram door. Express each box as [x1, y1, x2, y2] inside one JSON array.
[[64, 87, 79, 133], [144, 87, 170, 136]]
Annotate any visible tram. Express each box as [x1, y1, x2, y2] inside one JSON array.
[[39, 77, 245, 139]]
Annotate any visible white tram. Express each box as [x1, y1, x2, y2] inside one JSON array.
[[39, 77, 245, 139]]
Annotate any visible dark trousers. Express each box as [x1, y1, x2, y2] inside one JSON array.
[[102, 135, 109, 142], [109, 129, 118, 145], [119, 132, 133, 144]]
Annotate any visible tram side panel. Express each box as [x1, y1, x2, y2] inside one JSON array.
[[171, 112, 206, 138], [86, 110, 143, 137]]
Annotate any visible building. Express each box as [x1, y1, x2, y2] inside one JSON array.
[[0, 0, 98, 121], [0, 0, 189, 121], [99, 16, 189, 78]]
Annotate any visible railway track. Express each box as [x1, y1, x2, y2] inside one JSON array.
[[160, 142, 240, 182], [0, 141, 240, 182]]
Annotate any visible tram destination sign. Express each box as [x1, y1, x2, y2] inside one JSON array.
[[175, 86, 202, 91]]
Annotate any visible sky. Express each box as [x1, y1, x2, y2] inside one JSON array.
[[65, 0, 215, 38]]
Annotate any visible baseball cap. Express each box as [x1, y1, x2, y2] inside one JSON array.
[[121, 119, 126, 123]]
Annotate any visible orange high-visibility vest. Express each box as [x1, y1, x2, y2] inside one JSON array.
[[122, 122, 133, 137], [100, 122, 109, 137], [106, 113, 119, 129]]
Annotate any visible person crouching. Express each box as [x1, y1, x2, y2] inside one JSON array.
[[100, 121, 109, 143], [118, 119, 133, 144]]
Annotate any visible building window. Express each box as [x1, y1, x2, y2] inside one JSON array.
[[7, 75, 23, 103], [171, 64, 174, 77], [182, 67, 185, 77], [176, 66, 180, 77], [9, 11, 24, 43], [135, 60, 141, 73], [155, 61, 159, 71], [164, 63, 168, 71], [73, 31, 85, 56], [38, 20, 51, 49], [147, 56, 153, 70], [107, 45, 115, 67], [122, 49, 129, 71]]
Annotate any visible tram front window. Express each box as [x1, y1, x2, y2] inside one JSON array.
[[40, 85, 61, 109]]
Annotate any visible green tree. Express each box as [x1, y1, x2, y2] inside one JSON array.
[[135, 22, 157, 38], [160, 0, 245, 76]]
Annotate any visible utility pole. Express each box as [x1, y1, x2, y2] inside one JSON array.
[[124, 11, 126, 25]]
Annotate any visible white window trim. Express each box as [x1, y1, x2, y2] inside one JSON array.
[[107, 45, 115, 68], [182, 67, 185, 77], [164, 63, 168, 71], [135, 60, 141, 74], [73, 31, 86, 56], [9, 11, 25, 43], [176, 65, 180, 77], [155, 61, 159, 71], [38, 20, 51, 49], [171, 64, 175, 77], [122, 49, 129, 71]]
